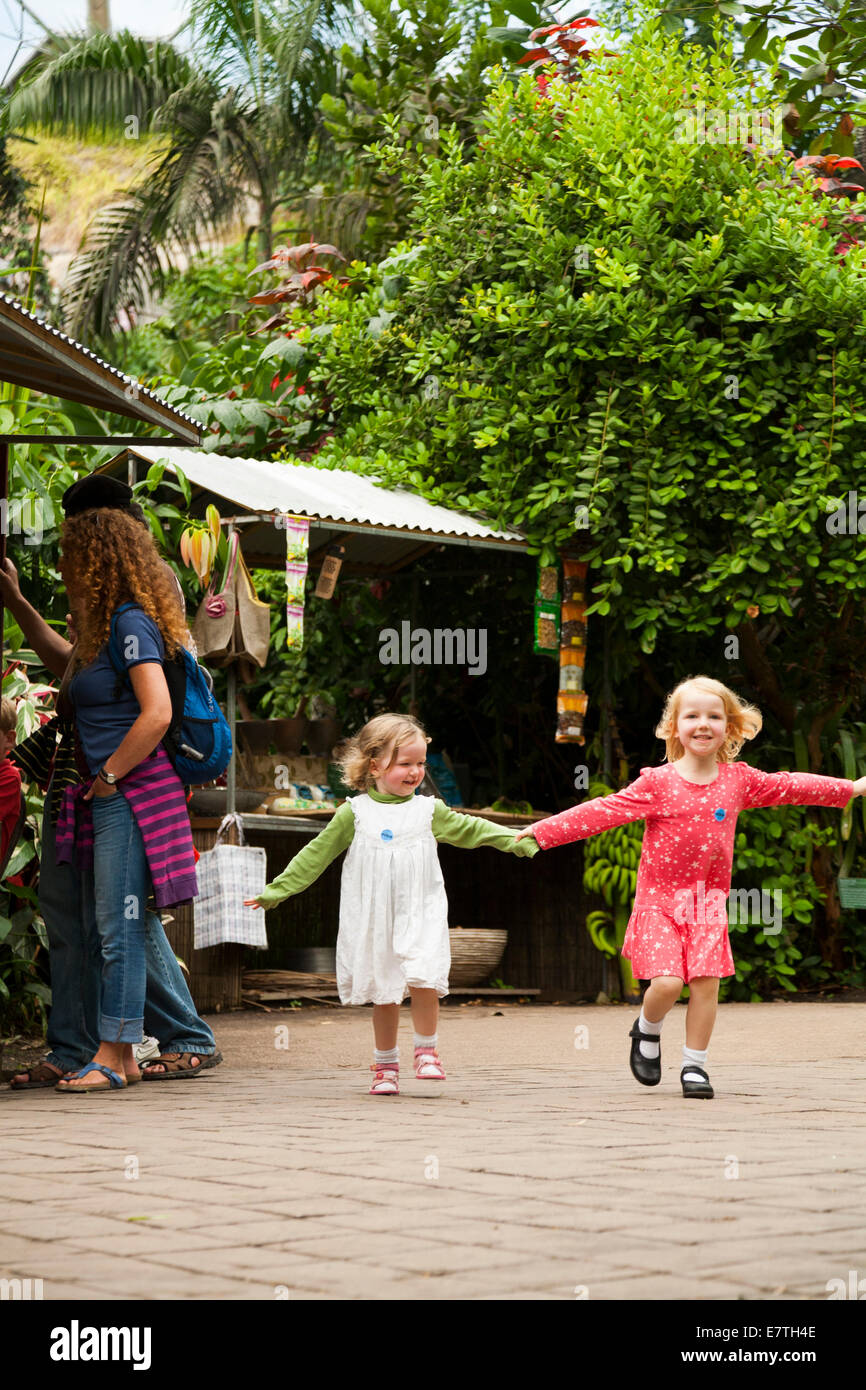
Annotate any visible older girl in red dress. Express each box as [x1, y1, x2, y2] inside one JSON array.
[[519, 676, 866, 1099]]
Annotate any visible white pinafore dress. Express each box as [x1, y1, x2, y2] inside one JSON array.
[[336, 793, 451, 1006]]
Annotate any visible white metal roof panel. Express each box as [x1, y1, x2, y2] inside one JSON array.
[[115, 446, 526, 546]]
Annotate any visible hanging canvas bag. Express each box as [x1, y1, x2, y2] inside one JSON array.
[[193, 812, 268, 949], [192, 532, 271, 676]]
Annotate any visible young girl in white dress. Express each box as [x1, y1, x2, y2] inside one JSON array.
[[246, 713, 538, 1094]]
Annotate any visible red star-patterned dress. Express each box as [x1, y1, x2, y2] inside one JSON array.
[[533, 762, 854, 982]]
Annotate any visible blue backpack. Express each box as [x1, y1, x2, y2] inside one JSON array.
[[108, 602, 233, 786]]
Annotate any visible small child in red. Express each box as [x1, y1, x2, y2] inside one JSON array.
[[0, 697, 23, 869], [519, 677, 866, 1099]]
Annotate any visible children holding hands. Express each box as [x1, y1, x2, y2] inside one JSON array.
[[248, 681, 864, 1103]]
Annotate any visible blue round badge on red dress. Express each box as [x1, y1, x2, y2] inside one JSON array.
[[381, 828, 394, 841], [713, 808, 726, 821]]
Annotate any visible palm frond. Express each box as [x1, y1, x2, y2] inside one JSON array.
[[155, 80, 269, 216], [267, 0, 331, 90], [8, 30, 200, 137], [62, 85, 267, 337], [276, 185, 375, 261], [59, 193, 169, 341], [186, 0, 329, 94]]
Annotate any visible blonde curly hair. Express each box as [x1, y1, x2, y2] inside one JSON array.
[[655, 676, 762, 763], [59, 508, 188, 671], [0, 697, 17, 735], [336, 713, 430, 792]]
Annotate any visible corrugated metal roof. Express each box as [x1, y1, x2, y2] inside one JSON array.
[[106, 446, 527, 549], [0, 293, 201, 443]]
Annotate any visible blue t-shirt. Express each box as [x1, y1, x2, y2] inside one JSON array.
[[69, 605, 166, 774]]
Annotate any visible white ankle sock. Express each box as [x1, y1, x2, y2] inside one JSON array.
[[374, 1047, 399, 1066], [682, 1045, 708, 1082], [637, 1008, 662, 1059], [414, 1032, 438, 1050]]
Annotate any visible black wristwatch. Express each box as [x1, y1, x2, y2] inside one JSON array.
[[97, 767, 118, 785]]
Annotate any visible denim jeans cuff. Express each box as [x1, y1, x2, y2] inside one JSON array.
[[164, 1041, 215, 1055], [100, 1015, 145, 1044], [46, 1050, 88, 1073]]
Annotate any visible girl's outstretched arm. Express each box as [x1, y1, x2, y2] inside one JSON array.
[[740, 765, 857, 810], [431, 802, 540, 856], [245, 801, 355, 909], [518, 770, 655, 848]]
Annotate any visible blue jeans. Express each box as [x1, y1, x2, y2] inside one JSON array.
[[91, 790, 149, 1040], [41, 780, 214, 1067]]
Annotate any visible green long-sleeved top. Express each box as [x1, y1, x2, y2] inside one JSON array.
[[255, 790, 539, 909]]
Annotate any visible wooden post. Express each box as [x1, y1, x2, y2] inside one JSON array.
[[88, 0, 110, 32]]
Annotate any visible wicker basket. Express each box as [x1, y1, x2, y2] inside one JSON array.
[[838, 877, 866, 909], [448, 928, 508, 987]]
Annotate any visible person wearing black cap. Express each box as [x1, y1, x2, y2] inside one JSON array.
[[0, 482, 217, 1092], [61, 475, 190, 624], [61, 473, 140, 516]]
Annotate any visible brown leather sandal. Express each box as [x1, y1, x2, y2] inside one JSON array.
[[140, 1051, 222, 1080], [9, 1061, 73, 1090]]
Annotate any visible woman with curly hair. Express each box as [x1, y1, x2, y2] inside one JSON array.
[[3, 481, 219, 1092], [1, 476, 218, 1094]]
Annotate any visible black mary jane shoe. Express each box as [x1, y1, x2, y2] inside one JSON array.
[[628, 1020, 661, 1086], [680, 1065, 714, 1099]]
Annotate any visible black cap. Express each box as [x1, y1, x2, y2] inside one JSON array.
[[62, 475, 135, 516]]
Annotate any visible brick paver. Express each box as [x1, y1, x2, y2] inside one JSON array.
[[1, 1002, 864, 1300]]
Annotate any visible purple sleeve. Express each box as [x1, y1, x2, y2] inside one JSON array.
[[533, 770, 655, 850], [738, 763, 853, 810]]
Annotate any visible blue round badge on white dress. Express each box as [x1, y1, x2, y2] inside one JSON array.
[[381, 828, 394, 841]]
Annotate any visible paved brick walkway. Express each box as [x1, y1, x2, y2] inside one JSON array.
[[1, 1002, 864, 1300]]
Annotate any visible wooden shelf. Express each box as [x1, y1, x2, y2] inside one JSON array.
[[191, 807, 550, 832], [243, 986, 541, 1004]]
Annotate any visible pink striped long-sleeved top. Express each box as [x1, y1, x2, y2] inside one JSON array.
[[55, 745, 198, 909], [533, 762, 853, 927]]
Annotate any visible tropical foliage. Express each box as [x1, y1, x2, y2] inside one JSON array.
[[238, 17, 866, 966], [670, 0, 866, 154], [4, 5, 866, 1007], [6, 0, 348, 337]]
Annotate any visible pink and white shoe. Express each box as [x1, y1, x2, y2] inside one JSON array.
[[369, 1063, 399, 1095], [414, 1047, 446, 1081]]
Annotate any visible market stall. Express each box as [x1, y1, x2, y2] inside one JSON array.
[[93, 445, 607, 1008]]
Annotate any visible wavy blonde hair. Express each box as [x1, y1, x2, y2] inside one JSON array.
[[336, 713, 430, 792], [60, 509, 188, 670], [655, 676, 762, 763]]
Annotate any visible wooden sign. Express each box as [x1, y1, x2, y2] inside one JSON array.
[[314, 544, 345, 599]]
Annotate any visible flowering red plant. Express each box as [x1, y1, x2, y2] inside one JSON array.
[[514, 16, 603, 88]]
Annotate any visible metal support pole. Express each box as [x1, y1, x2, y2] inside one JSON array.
[[227, 663, 237, 816], [226, 523, 237, 816], [409, 571, 418, 715], [602, 618, 612, 784]]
